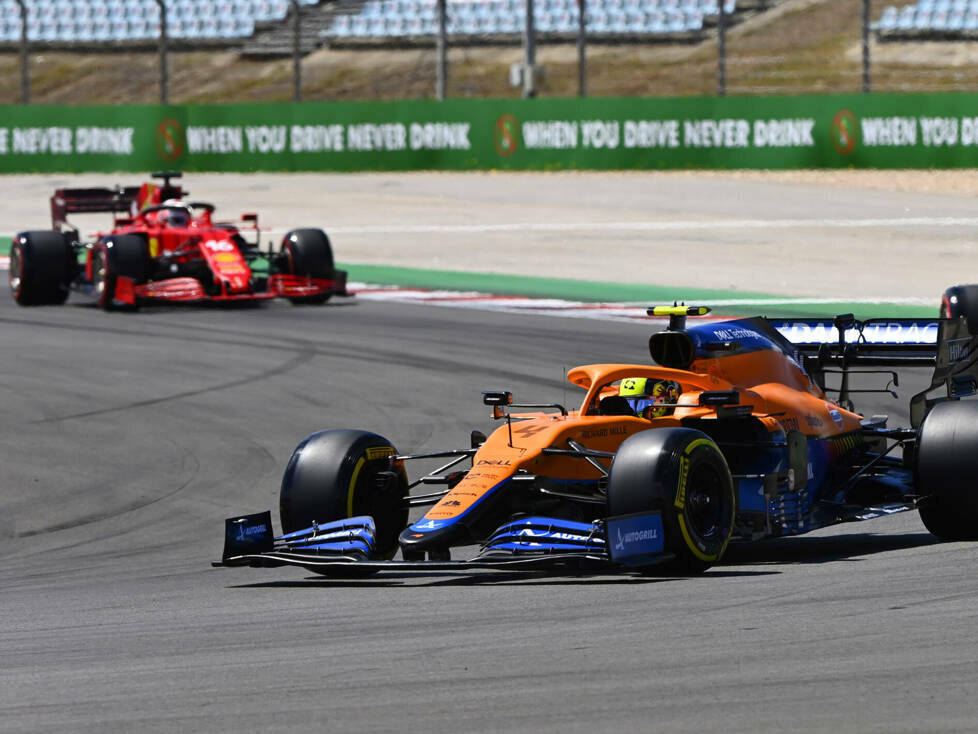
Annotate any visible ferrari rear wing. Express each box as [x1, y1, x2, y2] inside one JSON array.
[[51, 187, 141, 232], [50, 174, 185, 232]]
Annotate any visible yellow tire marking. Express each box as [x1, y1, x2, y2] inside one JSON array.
[[347, 446, 394, 518], [678, 515, 717, 562], [674, 438, 713, 510], [347, 457, 366, 518], [683, 437, 715, 456], [366, 446, 394, 461], [675, 455, 690, 510], [675, 437, 733, 562]]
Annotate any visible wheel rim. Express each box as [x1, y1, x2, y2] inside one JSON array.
[[685, 462, 727, 540], [9, 245, 22, 297]]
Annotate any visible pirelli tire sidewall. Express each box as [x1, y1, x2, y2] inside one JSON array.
[[608, 428, 736, 571], [279, 429, 408, 558]]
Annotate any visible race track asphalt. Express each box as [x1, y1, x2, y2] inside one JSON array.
[[2, 292, 977, 733], [2, 172, 978, 733]]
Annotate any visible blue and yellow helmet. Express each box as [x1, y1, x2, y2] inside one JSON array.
[[619, 378, 680, 418]]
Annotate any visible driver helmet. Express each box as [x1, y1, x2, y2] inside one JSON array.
[[159, 199, 190, 228], [619, 377, 681, 418]]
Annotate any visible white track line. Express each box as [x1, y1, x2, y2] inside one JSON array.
[[3, 216, 975, 243], [351, 285, 657, 321], [349, 284, 934, 323], [320, 217, 978, 235], [689, 296, 934, 306], [350, 284, 934, 308], [157, 219, 978, 237]]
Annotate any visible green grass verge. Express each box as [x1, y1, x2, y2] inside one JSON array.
[[341, 263, 938, 320], [0, 243, 936, 320]]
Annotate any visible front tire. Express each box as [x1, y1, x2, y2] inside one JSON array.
[[9, 231, 74, 306], [916, 400, 978, 540], [281, 228, 335, 305], [279, 429, 408, 560], [93, 235, 149, 310], [607, 428, 735, 575]]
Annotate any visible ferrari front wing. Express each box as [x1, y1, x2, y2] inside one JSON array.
[[103, 271, 349, 306]]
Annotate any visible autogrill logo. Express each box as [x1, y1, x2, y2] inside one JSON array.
[[615, 526, 658, 551], [622, 528, 658, 544]]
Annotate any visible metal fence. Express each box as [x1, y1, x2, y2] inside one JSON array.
[[3, 0, 977, 105]]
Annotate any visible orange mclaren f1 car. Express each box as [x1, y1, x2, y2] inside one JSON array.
[[217, 293, 978, 577], [9, 172, 347, 309]]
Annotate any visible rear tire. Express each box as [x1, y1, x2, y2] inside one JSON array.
[[281, 228, 335, 305], [279, 429, 408, 561], [93, 235, 149, 310], [607, 428, 735, 575], [916, 400, 978, 540], [9, 231, 74, 306]]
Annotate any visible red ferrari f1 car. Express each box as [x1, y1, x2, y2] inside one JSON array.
[[217, 289, 978, 579], [9, 172, 348, 309]]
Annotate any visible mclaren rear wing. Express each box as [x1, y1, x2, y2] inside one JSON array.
[[771, 316, 939, 365], [770, 315, 978, 427]]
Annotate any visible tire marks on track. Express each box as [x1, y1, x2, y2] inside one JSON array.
[[16, 439, 203, 538], [39, 340, 320, 423], [4, 308, 572, 426]]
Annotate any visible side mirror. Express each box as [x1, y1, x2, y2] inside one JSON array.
[[482, 391, 513, 406], [698, 390, 739, 406], [483, 391, 513, 420]]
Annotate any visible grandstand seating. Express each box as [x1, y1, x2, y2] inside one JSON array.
[[0, 0, 735, 45], [874, 0, 978, 35], [0, 0, 320, 43], [321, 0, 733, 38]]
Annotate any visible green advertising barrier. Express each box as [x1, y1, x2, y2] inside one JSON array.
[[2, 92, 978, 173]]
